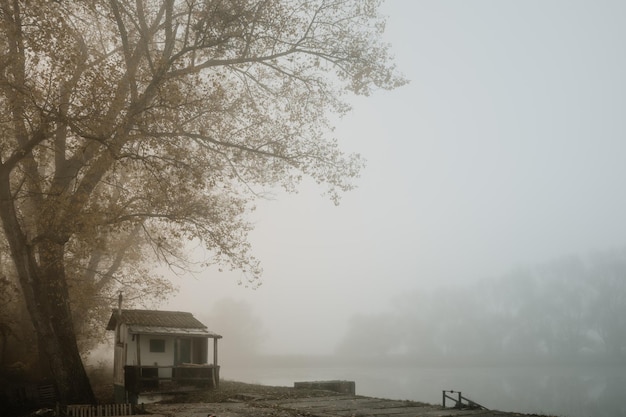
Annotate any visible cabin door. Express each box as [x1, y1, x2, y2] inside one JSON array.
[[175, 338, 192, 365]]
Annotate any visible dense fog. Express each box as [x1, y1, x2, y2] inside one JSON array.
[[166, 0, 626, 361], [3, 1, 625, 416], [335, 252, 626, 364], [167, 3, 626, 415], [197, 250, 626, 367], [192, 250, 626, 417]]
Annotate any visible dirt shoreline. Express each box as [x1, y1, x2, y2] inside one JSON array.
[[157, 379, 352, 403], [141, 380, 558, 417]]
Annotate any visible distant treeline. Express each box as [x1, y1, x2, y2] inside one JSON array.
[[335, 250, 626, 365]]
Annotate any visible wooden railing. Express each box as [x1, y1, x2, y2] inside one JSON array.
[[124, 364, 219, 393], [442, 390, 488, 410]]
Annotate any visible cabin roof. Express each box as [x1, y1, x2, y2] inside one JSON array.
[[106, 309, 221, 338]]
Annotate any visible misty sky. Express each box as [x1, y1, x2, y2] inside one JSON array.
[[165, 0, 626, 355]]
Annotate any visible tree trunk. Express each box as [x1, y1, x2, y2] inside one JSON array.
[[0, 174, 95, 404], [38, 242, 96, 404]]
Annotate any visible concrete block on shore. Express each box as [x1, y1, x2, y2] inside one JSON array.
[[294, 380, 355, 395]]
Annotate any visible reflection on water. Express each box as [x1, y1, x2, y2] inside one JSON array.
[[223, 364, 626, 417]]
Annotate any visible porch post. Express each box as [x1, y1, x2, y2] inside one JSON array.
[[136, 334, 141, 367], [213, 338, 218, 367], [213, 337, 219, 387]]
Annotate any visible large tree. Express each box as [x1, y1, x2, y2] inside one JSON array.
[[0, 0, 405, 403]]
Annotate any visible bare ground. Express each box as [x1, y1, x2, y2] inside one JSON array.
[[157, 379, 375, 403], [141, 381, 557, 417]]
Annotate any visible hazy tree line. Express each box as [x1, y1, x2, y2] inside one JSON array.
[[336, 250, 626, 365]]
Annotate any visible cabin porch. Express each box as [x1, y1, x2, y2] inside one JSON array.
[[124, 364, 220, 392]]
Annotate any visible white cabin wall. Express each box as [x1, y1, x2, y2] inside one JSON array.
[[119, 323, 128, 344], [124, 329, 137, 366], [142, 336, 175, 378], [140, 336, 175, 367]]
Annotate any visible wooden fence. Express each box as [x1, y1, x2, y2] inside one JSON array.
[[66, 403, 133, 417]]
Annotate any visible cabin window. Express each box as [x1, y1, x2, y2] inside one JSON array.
[[149, 339, 166, 352]]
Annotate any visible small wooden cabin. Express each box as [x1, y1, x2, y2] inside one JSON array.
[[106, 309, 222, 404]]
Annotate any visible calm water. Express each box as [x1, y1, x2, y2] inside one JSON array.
[[223, 364, 626, 417]]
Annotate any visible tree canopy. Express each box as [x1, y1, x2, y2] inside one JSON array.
[[0, 0, 405, 403]]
